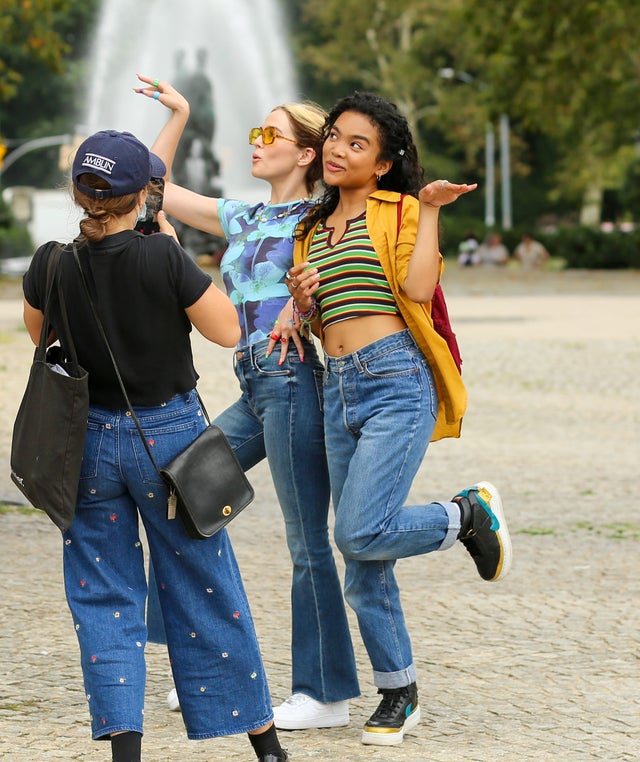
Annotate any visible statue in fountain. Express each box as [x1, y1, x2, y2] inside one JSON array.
[[172, 48, 220, 190], [170, 48, 225, 262]]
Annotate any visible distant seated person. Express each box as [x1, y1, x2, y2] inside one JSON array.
[[457, 230, 480, 267], [514, 232, 550, 270], [476, 232, 509, 267]]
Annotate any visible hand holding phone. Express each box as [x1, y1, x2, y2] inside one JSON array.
[[134, 177, 165, 234]]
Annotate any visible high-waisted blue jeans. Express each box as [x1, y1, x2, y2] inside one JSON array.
[[323, 330, 461, 690], [63, 390, 272, 740], [147, 338, 359, 703]]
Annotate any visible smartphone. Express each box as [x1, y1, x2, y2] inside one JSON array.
[[134, 177, 165, 234]]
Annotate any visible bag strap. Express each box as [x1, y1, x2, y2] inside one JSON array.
[[395, 196, 462, 373], [35, 246, 62, 358], [37, 244, 80, 368], [71, 242, 210, 476], [396, 193, 405, 237]]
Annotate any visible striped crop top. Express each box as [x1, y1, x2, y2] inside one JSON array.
[[307, 212, 400, 330]]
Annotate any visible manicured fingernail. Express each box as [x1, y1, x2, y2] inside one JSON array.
[[265, 352, 270, 358]]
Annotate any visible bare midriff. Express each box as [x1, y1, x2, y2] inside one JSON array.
[[323, 313, 408, 357]]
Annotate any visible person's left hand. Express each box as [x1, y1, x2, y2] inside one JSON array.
[[134, 74, 189, 117], [156, 210, 180, 242], [419, 179, 478, 208], [266, 299, 305, 364]]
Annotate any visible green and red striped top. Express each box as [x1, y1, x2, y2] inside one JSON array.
[[308, 212, 400, 330]]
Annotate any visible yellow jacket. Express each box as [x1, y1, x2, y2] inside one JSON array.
[[294, 190, 467, 441]]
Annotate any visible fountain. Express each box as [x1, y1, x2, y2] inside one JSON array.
[[25, 0, 300, 252], [82, 0, 299, 201]]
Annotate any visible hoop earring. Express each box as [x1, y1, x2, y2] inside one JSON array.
[[376, 174, 381, 182]]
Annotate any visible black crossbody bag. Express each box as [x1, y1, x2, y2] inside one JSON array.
[[73, 243, 254, 539]]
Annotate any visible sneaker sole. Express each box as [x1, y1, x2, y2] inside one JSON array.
[[474, 480, 512, 581], [274, 717, 350, 730], [274, 712, 350, 730], [361, 706, 421, 746]]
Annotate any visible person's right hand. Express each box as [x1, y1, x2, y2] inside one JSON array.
[[134, 74, 189, 117], [286, 262, 319, 314], [266, 299, 306, 364]]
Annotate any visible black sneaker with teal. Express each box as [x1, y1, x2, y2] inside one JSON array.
[[452, 480, 512, 581], [361, 682, 420, 746]]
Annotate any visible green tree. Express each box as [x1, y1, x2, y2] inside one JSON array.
[[455, 0, 640, 222], [287, 0, 640, 227], [0, 0, 69, 102], [0, 0, 100, 188], [290, 0, 468, 178]]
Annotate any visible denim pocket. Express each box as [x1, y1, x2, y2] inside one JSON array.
[[252, 346, 291, 377], [130, 420, 201, 485], [79, 421, 104, 480], [362, 346, 420, 379]]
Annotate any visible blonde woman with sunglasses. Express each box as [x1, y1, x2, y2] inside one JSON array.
[[136, 75, 359, 740]]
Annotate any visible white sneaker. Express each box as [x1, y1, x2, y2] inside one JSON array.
[[273, 693, 349, 729], [167, 687, 181, 712]]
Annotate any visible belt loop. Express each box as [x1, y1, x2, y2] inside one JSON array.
[[248, 342, 257, 370]]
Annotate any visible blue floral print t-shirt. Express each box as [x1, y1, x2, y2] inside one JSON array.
[[217, 198, 311, 347]]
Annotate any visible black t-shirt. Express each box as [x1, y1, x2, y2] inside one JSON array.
[[23, 231, 212, 409]]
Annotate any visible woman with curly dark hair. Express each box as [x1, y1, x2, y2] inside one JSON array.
[[287, 92, 512, 747]]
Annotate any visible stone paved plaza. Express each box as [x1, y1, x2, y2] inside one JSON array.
[[0, 265, 638, 761]]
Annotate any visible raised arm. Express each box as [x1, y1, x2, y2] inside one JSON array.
[[403, 179, 477, 303], [135, 74, 224, 239]]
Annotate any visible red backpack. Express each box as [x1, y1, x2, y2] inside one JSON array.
[[397, 197, 462, 373]]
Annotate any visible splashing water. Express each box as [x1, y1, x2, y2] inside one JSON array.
[[81, 0, 300, 201]]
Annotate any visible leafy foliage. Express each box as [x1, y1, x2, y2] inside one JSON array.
[[287, 0, 640, 230], [456, 0, 640, 199], [0, 0, 70, 102], [0, 0, 100, 188]]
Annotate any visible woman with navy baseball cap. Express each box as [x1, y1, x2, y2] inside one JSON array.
[[21, 129, 289, 761]]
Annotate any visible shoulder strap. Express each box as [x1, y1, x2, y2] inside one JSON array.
[[37, 244, 80, 368], [35, 246, 62, 358], [71, 242, 210, 474], [396, 193, 406, 234]]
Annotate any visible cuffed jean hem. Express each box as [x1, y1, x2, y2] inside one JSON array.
[[95, 724, 143, 741], [438, 501, 461, 551], [373, 663, 418, 690], [186, 712, 274, 740]]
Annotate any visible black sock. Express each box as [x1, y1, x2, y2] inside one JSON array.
[[248, 723, 283, 758], [111, 731, 142, 762]]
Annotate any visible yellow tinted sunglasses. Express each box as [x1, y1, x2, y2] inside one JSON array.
[[248, 126, 301, 146]]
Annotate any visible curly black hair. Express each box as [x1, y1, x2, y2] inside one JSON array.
[[297, 91, 424, 239]]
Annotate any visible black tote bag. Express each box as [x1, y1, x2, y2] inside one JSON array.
[[10, 246, 89, 532]]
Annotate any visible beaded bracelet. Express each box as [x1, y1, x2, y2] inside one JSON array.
[[293, 297, 318, 322]]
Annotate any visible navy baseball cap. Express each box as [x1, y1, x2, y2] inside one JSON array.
[[72, 130, 166, 199]]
